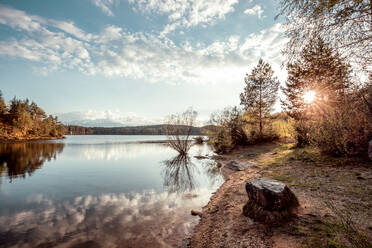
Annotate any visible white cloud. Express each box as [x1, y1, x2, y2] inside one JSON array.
[[129, 0, 239, 35], [244, 4, 264, 19], [97, 25, 123, 43], [51, 20, 94, 41], [0, 6, 45, 32], [92, 0, 117, 16], [92, 23, 287, 84], [0, 5, 287, 85], [58, 110, 162, 126]]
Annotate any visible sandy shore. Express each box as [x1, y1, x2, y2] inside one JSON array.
[[188, 143, 372, 248]]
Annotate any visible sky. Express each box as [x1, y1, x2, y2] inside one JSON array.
[[0, 0, 287, 126]]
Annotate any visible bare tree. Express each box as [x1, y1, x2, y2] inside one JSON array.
[[164, 108, 197, 155]]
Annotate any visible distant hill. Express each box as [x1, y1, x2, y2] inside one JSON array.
[[66, 125, 212, 135], [63, 119, 125, 127]]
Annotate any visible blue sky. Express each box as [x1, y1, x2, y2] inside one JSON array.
[[0, 0, 287, 126]]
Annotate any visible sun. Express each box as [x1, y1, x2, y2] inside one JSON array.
[[303, 90, 316, 103]]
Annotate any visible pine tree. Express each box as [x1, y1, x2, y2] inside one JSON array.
[[240, 59, 280, 137], [281, 37, 352, 120], [0, 90, 6, 115]]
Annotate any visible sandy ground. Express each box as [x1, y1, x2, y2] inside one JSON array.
[[188, 143, 372, 248]]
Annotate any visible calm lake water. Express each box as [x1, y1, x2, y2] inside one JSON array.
[[0, 135, 223, 248]]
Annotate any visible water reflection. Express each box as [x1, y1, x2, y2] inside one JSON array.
[[202, 159, 222, 187], [78, 142, 168, 160], [0, 143, 64, 180], [162, 154, 223, 195], [0, 190, 213, 248], [162, 155, 198, 193], [0, 138, 223, 248]]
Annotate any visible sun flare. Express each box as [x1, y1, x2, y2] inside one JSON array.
[[303, 90, 316, 103]]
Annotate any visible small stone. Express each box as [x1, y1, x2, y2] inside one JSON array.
[[191, 210, 202, 217], [225, 161, 243, 171], [194, 155, 208, 160]]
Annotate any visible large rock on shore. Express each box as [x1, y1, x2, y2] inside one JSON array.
[[243, 178, 299, 223]]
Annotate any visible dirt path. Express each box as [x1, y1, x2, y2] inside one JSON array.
[[189, 143, 372, 248]]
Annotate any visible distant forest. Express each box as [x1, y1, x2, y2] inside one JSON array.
[[66, 125, 210, 135], [0, 91, 65, 140]]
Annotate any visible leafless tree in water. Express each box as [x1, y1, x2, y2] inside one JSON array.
[[164, 108, 197, 155]]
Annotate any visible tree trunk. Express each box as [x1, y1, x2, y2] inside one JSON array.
[[259, 80, 263, 137]]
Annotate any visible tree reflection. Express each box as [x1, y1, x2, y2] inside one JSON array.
[[162, 155, 198, 193], [0, 142, 64, 180], [201, 159, 222, 187]]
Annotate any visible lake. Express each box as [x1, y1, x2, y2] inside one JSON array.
[[0, 135, 223, 248]]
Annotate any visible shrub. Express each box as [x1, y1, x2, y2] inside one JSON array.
[[208, 128, 233, 154], [207, 107, 281, 153], [271, 117, 295, 141], [293, 119, 312, 147], [193, 136, 204, 144], [207, 107, 247, 153], [309, 96, 372, 157]]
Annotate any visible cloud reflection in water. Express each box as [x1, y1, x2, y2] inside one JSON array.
[[0, 140, 223, 247], [0, 189, 214, 248]]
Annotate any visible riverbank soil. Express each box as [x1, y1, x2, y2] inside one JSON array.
[[189, 143, 372, 248]]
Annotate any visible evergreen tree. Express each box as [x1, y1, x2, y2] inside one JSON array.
[[0, 91, 6, 115], [1, 92, 65, 138], [281, 37, 352, 120], [9, 98, 32, 134], [240, 59, 280, 137]]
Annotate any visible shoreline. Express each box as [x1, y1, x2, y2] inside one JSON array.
[[188, 143, 372, 248], [0, 135, 66, 143]]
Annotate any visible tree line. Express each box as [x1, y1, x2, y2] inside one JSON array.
[[66, 124, 205, 136], [0, 91, 65, 140]]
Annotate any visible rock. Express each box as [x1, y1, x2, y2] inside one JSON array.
[[225, 161, 244, 171], [191, 209, 202, 217], [224, 161, 256, 171], [183, 193, 198, 199], [210, 155, 223, 160], [194, 155, 209, 160], [369, 140, 372, 160], [243, 178, 299, 223]]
